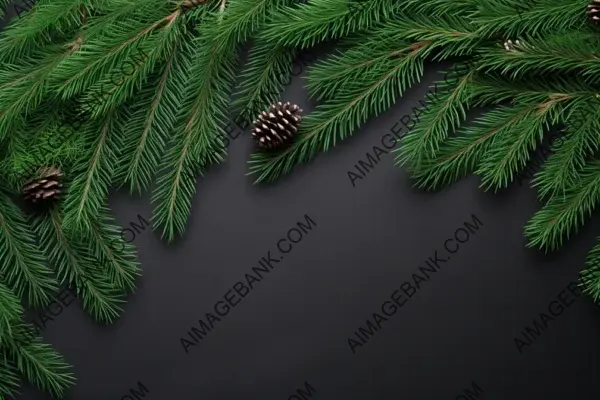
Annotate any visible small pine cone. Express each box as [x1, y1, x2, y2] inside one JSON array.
[[23, 166, 63, 205], [589, 0, 600, 24], [252, 102, 303, 150]]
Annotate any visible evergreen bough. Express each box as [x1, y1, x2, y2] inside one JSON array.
[[1, 0, 600, 397]]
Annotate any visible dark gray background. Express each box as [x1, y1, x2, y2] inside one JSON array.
[[4, 4, 600, 400]]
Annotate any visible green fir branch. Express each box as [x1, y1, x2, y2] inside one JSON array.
[[533, 96, 600, 199], [151, 10, 237, 242], [231, 38, 297, 124], [49, 0, 174, 99], [214, 0, 294, 51], [0, 282, 22, 347], [32, 208, 125, 322], [0, 44, 71, 141], [81, 15, 187, 119], [475, 0, 588, 39], [261, 0, 393, 49], [581, 239, 600, 302], [409, 102, 546, 190], [115, 26, 192, 194], [396, 65, 477, 169], [61, 110, 123, 232], [0, 355, 20, 400], [0, 192, 57, 308], [84, 205, 140, 294], [474, 96, 562, 190], [477, 31, 600, 79], [0, 0, 90, 64], [6, 323, 75, 398], [525, 160, 600, 251], [249, 40, 428, 183]]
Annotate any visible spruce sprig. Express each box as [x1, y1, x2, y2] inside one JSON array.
[[0, 191, 57, 309], [249, 39, 427, 183]]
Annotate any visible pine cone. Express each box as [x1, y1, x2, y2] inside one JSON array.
[[589, 0, 600, 24], [23, 166, 63, 205], [252, 101, 303, 150]]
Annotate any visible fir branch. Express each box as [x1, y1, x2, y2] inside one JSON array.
[[214, 0, 293, 51], [0, 282, 22, 347], [261, 0, 394, 49], [0, 0, 90, 64], [308, 16, 478, 103], [231, 39, 297, 124], [475, 0, 588, 38], [525, 160, 600, 251], [61, 110, 123, 232], [0, 45, 72, 142], [0, 355, 20, 400], [152, 10, 238, 241], [581, 239, 600, 302], [249, 40, 428, 183], [33, 208, 125, 322], [474, 97, 561, 190], [396, 64, 477, 169], [50, 0, 176, 99], [84, 205, 140, 294], [381, 13, 483, 60], [306, 34, 412, 101], [6, 323, 75, 398], [476, 31, 600, 79], [81, 16, 186, 119], [409, 102, 547, 190], [533, 96, 600, 199], [400, 0, 478, 16], [0, 192, 57, 308], [115, 26, 192, 194]]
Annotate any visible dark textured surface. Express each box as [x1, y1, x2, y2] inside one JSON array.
[[4, 5, 600, 400]]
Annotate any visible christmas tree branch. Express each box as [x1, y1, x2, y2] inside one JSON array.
[[61, 110, 122, 232], [81, 21, 178, 119], [213, 0, 298, 51], [474, 99, 561, 190], [0, 46, 72, 141], [151, 8, 238, 242], [0, 355, 20, 400], [581, 240, 600, 302], [475, 0, 587, 38], [0, 0, 88, 64], [525, 160, 600, 251], [50, 0, 182, 99], [396, 64, 477, 169], [261, 0, 394, 49], [0, 283, 22, 347], [5, 323, 75, 398], [231, 39, 298, 124], [116, 29, 192, 194], [477, 31, 600, 79], [84, 206, 140, 294], [410, 101, 553, 190], [0, 192, 57, 309], [33, 209, 125, 322], [533, 96, 600, 199], [249, 40, 429, 183]]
